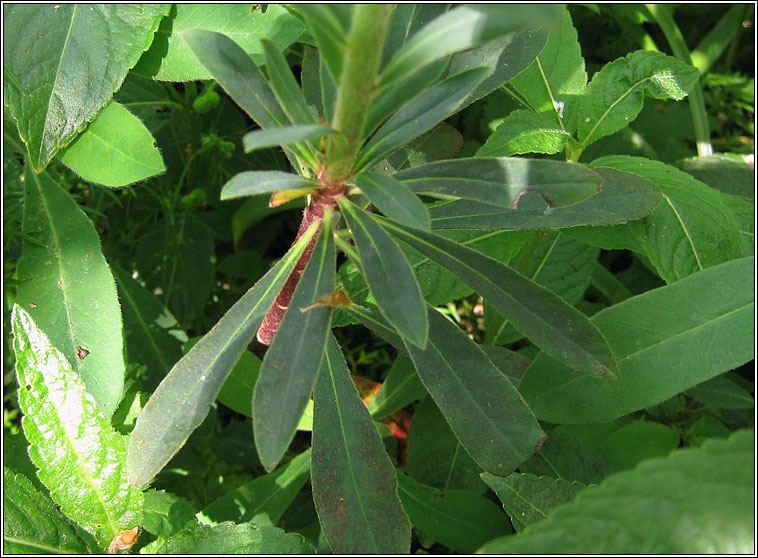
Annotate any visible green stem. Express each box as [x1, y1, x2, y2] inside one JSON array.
[[323, 4, 395, 184], [646, 4, 712, 157], [513, 231, 547, 274]]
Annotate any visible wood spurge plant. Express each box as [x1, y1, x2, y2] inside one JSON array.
[[4, 4, 754, 555]]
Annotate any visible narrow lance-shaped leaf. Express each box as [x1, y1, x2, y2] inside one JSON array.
[[221, 171, 318, 201], [578, 50, 700, 147], [243, 124, 340, 153], [253, 212, 336, 472], [428, 166, 661, 230], [519, 256, 755, 423], [289, 4, 352, 83], [394, 157, 602, 209], [479, 431, 754, 554], [261, 38, 317, 126], [352, 172, 430, 230], [12, 306, 143, 549], [339, 199, 428, 349], [17, 168, 125, 416], [312, 334, 412, 554], [355, 67, 489, 173], [127, 223, 318, 488], [380, 218, 620, 378], [403, 306, 545, 476]]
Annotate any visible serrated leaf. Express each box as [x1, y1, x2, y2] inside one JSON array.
[[396, 472, 511, 553], [16, 169, 125, 415], [428, 165, 661, 230], [676, 153, 754, 200], [404, 307, 545, 476], [394, 157, 601, 209], [339, 200, 428, 348], [312, 335, 411, 554], [380, 220, 619, 379], [147, 521, 316, 554], [142, 490, 197, 539], [3, 467, 96, 554], [578, 50, 699, 147], [520, 256, 755, 423], [366, 354, 426, 420], [479, 430, 754, 554], [3, 3, 168, 171], [589, 156, 743, 283], [482, 472, 587, 532], [133, 4, 303, 81], [378, 4, 558, 91], [57, 101, 165, 187], [199, 449, 310, 527], [253, 218, 336, 472], [243, 124, 339, 153], [477, 110, 572, 157], [127, 223, 318, 488], [352, 172, 430, 230], [221, 171, 317, 201], [356, 67, 489, 173], [11, 306, 143, 548]]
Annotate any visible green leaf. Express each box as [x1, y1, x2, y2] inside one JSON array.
[[16, 169, 125, 415], [481, 472, 586, 532], [253, 219, 336, 472], [684, 374, 755, 410], [3, 4, 168, 171], [356, 68, 489, 173], [385, 122, 463, 172], [111, 263, 186, 391], [243, 124, 339, 153], [479, 345, 533, 387], [508, 6, 587, 132], [595, 421, 680, 472], [406, 398, 486, 494], [404, 307, 545, 476], [289, 5, 352, 84], [127, 223, 318, 488], [142, 490, 198, 539], [216, 350, 261, 417], [339, 200, 428, 348], [11, 306, 143, 548], [589, 156, 743, 283], [378, 4, 559, 91], [675, 153, 754, 200], [57, 101, 165, 187], [3, 467, 96, 555], [199, 449, 311, 527], [261, 38, 316, 126], [312, 335, 411, 554], [479, 430, 754, 554], [394, 157, 602, 209], [381, 220, 619, 379], [147, 521, 316, 554], [477, 110, 572, 157], [220, 171, 317, 201], [133, 4, 303, 81], [428, 165, 661, 230], [519, 256, 755, 423], [396, 472, 511, 553], [577, 50, 700, 147], [366, 354, 426, 420], [352, 172, 430, 230]]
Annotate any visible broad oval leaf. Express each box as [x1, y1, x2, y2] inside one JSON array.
[[243, 124, 340, 153], [133, 4, 303, 81], [3, 468, 97, 554], [339, 199, 428, 348], [12, 306, 143, 548], [3, 3, 168, 171], [394, 157, 602, 209], [479, 430, 754, 554], [220, 171, 317, 201], [127, 223, 318, 488], [428, 166, 661, 230], [378, 4, 559, 91], [253, 217, 336, 472], [403, 306, 545, 476], [519, 256, 755, 423], [312, 334, 411, 554], [477, 110, 573, 157], [58, 101, 165, 187], [380, 219, 619, 379], [577, 50, 699, 147], [352, 172, 430, 230], [355, 67, 489, 173], [16, 168, 125, 415]]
